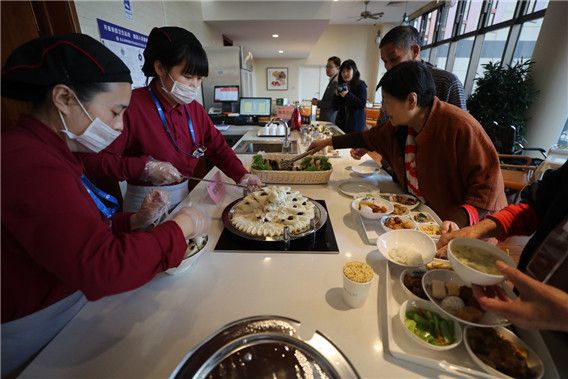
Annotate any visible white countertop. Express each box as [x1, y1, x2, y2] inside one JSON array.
[[20, 149, 467, 378]]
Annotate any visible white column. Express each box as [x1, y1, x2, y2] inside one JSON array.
[[525, 1, 568, 149]]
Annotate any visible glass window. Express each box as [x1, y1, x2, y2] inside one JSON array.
[[512, 18, 544, 65], [458, 1, 483, 35], [435, 44, 450, 70], [557, 118, 568, 147], [487, 0, 517, 26], [442, 4, 458, 40], [525, 0, 549, 14], [411, 16, 423, 33], [472, 28, 510, 91], [420, 48, 430, 61], [452, 36, 475, 85], [423, 10, 438, 45]]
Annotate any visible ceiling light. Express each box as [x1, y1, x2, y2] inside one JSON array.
[[272, 34, 279, 38], [278, 50, 284, 54]]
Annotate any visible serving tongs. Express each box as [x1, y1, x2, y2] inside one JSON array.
[[276, 147, 320, 171]]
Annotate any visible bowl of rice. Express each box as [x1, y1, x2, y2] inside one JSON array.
[[377, 230, 436, 267]]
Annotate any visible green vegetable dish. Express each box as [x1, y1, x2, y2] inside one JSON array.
[[404, 308, 455, 346], [251, 154, 332, 171]]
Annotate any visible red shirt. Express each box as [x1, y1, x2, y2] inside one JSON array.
[[79, 80, 248, 185], [1, 116, 187, 322]]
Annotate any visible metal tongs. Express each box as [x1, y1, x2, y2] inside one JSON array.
[[277, 147, 320, 170]]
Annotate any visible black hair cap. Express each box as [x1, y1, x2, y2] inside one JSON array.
[[2, 33, 132, 101], [377, 61, 436, 107], [142, 26, 208, 78]]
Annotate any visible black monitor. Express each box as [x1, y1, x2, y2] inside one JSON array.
[[239, 97, 272, 118], [214, 85, 239, 113]]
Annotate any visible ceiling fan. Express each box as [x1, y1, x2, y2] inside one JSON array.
[[357, 1, 384, 22]]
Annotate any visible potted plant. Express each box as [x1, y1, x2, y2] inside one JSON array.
[[467, 60, 538, 152]]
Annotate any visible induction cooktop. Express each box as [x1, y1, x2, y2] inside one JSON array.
[[214, 200, 339, 254]]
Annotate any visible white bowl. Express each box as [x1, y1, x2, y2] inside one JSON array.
[[377, 229, 436, 267], [464, 326, 544, 379], [448, 238, 515, 285], [165, 235, 208, 275], [399, 299, 462, 351], [389, 194, 420, 210], [352, 165, 378, 177], [418, 222, 441, 241], [351, 196, 393, 220], [399, 268, 428, 301], [410, 211, 434, 223], [380, 215, 418, 232], [391, 203, 410, 216], [421, 269, 512, 327]]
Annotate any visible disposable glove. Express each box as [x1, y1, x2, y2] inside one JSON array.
[[142, 156, 183, 185], [238, 173, 263, 190], [131, 190, 170, 230], [171, 204, 210, 239]]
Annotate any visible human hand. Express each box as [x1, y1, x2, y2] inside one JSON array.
[[171, 204, 210, 239], [435, 221, 460, 258], [142, 157, 183, 185], [307, 138, 332, 153], [130, 190, 169, 230], [311, 98, 318, 106], [472, 261, 568, 332], [339, 89, 349, 97], [239, 173, 263, 191], [350, 148, 368, 160]]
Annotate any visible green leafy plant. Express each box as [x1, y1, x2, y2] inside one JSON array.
[[467, 60, 538, 145]]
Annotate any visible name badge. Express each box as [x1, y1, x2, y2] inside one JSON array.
[[192, 145, 207, 158]]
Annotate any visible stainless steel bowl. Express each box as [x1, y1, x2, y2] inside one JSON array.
[[170, 316, 359, 379]]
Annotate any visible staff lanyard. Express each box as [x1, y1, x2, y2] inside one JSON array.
[[80, 175, 119, 219], [148, 87, 206, 158]]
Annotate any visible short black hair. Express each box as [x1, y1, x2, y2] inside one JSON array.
[[327, 56, 341, 68], [338, 59, 361, 87], [142, 27, 208, 78], [377, 61, 435, 107], [379, 25, 421, 50]]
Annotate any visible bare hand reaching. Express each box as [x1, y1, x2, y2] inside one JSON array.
[[472, 261, 568, 332], [350, 148, 368, 160]]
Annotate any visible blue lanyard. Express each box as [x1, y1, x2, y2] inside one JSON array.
[[147, 87, 205, 158], [80, 175, 119, 219]]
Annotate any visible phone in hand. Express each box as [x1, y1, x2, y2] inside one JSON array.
[[337, 83, 348, 93]]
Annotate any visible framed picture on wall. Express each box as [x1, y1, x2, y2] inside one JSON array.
[[267, 67, 288, 90]]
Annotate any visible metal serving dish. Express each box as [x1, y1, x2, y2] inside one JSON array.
[[170, 316, 359, 379], [221, 197, 328, 242]]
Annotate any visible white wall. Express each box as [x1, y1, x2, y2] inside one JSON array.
[[254, 24, 382, 103], [75, 0, 223, 48], [525, 0, 568, 149]]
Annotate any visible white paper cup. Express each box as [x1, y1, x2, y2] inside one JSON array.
[[342, 262, 373, 308]]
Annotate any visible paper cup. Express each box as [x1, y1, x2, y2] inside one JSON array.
[[342, 262, 374, 308]]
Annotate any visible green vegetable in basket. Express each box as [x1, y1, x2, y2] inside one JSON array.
[[300, 156, 332, 171], [251, 154, 272, 171]]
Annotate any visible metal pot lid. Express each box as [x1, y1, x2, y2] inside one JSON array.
[[171, 316, 359, 379]]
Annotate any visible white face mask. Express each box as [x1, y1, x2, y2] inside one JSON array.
[[163, 73, 198, 104], [59, 95, 121, 153]]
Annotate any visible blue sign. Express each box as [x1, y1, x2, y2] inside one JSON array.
[[97, 19, 147, 49], [124, 0, 133, 20]]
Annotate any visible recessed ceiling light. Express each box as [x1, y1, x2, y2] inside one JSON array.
[[272, 34, 279, 38], [278, 50, 284, 54], [333, 0, 338, 2]]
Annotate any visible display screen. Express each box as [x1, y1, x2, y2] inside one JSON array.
[[214, 86, 239, 102], [239, 97, 272, 117]]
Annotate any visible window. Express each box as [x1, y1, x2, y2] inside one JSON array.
[[423, 10, 439, 45], [472, 28, 510, 91], [441, 4, 458, 40], [453, 36, 474, 85], [411, 16, 423, 34], [420, 48, 431, 61], [435, 44, 450, 70], [512, 18, 544, 65], [487, 0, 517, 26], [525, 0, 549, 14], [458, 1, 483, 35]]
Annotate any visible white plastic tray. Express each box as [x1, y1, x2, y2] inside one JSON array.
[[381, 261, 559, 378], [359, 195, 442, 245]]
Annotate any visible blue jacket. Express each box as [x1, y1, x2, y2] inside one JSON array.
[[334, 80, 367, 133]]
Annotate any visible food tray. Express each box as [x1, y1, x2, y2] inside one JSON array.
[[381, 260, 559, 378], [250, 153, 332, 184], [359, 194, 442, 245], [221, 197, 328, 242]]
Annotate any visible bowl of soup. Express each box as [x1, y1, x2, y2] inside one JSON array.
[[447, 238, 515, 285]]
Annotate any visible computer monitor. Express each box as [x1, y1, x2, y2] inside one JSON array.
[[239, 97, 272, 118], [214, 85, 239, 102]]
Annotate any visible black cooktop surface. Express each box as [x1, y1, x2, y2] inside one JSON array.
[[214, 200, 339, 253]]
